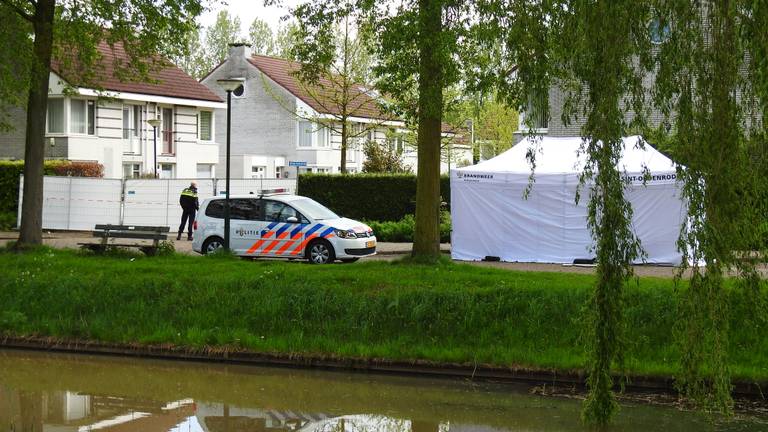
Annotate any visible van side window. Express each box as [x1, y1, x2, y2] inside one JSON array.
[[205, 199, 261, 220], [230, 199, 261, 220], [205, 200, 225, 218], [263, 200, 308, 223]]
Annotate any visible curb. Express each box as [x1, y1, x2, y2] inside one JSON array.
[[2, 336, 765, 398]]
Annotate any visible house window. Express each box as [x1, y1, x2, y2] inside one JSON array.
[[161, 108, 174, 154], [122, 105, 142, 154], [299, 121, 312, 147], [123, 163, 141, 179], [199, 111, 213, 141], [525, 89, 549, 130], [251, 165, 266, 178], [47, 98, 65, 134], [71, 99, 96, 135], [88, 101, 96, 135], [275, 166, 285, 179], [316, 126, 329, 148], [316, 167, 330, 174], [160, 163, 174, 179]]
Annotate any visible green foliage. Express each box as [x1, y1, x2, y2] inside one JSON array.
[[297, 173, 450, 222], [0, 160, 103, 215], [481, 0, 656, 424], [156, 241, 176, 256], [648, 0, 768, 415], [248, 17, 276, 56], [0, 5, 33, 132], [274, 21, 301, 60], [365, 211, 450, 243], [204, 10, 243, 66], [290, 5, 381, 173], [0, 211, 16, 230], [1, 248, 767, 384], [362, 140, 411, 173]]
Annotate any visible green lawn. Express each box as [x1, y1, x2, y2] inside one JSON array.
[[0, 247, 766, 381]]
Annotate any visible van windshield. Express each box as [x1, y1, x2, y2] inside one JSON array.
[[290, 198, 339, 220]]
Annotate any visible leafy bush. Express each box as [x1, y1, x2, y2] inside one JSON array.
[[0, 211, 16, 230], [50, 161, 104, 177], [366, 211, 451, 243], [298, 173, 451, 222], [0, 160, 103, 217]]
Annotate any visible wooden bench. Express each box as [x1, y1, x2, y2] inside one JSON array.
[[79, 224, 170, 256]]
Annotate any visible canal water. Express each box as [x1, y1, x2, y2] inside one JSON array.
[[0, 349, 765, 432]]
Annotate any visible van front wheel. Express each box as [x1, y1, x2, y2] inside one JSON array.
[[307, 239, 335, 264]]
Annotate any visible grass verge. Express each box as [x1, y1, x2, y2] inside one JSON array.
[[0, 247, 766, 381]]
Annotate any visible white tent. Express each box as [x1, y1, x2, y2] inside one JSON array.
[[450, 135, 686, 264]]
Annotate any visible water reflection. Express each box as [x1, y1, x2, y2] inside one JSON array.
[[0, 349, 765, 432]]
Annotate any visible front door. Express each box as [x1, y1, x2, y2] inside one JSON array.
[[228, 198, 263, 255]]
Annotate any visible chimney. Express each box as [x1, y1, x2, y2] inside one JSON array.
[[226, 42, 252, 79]]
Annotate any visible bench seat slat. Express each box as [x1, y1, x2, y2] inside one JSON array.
[[92, 232, 168, 240], [94, 224, 170, 232]]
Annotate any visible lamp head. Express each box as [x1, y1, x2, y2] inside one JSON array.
[[147, 118, 161, 128], [217, 77, 246, 92]]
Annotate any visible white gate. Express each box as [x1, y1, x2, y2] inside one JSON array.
[[18, 176, 122, 230], [18, 176, 297, 231], [123, 179, 216, 228]]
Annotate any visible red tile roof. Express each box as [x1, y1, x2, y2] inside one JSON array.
[[51, 41, 222, 103], [248, 55, 392, 121]]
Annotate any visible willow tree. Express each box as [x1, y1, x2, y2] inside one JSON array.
[[1, 0, 205, 246], [651, 0, 768, 413], [483, 0, 767, 424], [478, 0, 655, 424]]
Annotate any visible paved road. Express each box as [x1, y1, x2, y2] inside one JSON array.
[[0, 230, 692, 278]]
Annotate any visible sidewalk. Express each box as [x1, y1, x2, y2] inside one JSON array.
[[1, 230, 702, 278], [0, 231, 448, 256]]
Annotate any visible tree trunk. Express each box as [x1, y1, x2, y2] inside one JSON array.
[[340, 120, 347, 173], [18, 0, 56, 247], [412, 0, 444, 260]]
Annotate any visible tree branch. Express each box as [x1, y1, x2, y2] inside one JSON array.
[[1, 0, 34, 22]]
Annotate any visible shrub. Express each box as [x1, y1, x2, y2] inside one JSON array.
[[366, 211, 451, 243], [0, 211, 16, 230], [50, 161, 104, 177], [0, 160, 103, 217], [298, 173, 451, 222]]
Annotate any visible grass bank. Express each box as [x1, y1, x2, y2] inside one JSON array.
[[0, 247, 766, 381]]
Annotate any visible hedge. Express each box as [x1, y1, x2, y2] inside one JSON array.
[[297, 173, 451, 221], [0, 160, 103, 228], [365, 212, 452, 243]]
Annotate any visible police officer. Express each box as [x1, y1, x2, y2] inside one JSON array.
[[178, 182, 199, 240]]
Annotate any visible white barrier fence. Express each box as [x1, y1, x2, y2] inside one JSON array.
[[18, 176, 296, 231]]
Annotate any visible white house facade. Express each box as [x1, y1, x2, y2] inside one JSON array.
[[0, 42, 226, 179], [201, 44, 467, 178]]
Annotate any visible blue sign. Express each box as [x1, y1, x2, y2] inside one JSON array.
[[288, 161, 307, 167]]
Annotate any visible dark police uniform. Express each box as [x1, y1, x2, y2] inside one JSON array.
[[178, 184, 199, 240]]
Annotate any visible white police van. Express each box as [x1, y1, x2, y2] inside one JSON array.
[[192, 190, 376, 264]]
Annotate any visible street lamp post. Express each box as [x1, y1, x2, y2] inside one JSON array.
[[147, 118, 161, 178], [217, 77, 245, 251]]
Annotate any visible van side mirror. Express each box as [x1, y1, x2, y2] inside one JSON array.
[[286, 216, 299, 223]]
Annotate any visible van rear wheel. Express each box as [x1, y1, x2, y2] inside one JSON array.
[[202, 236, 224, 255]]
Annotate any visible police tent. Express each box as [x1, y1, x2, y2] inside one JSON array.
[[450, 135, 685, 264]]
